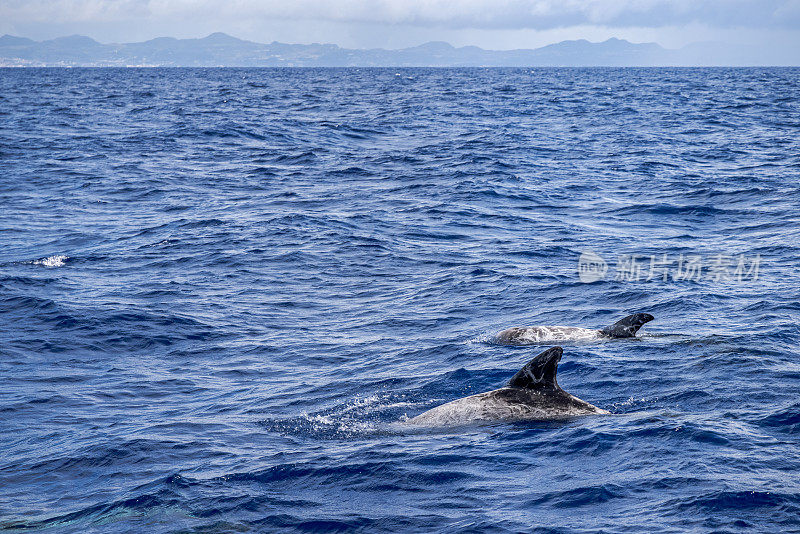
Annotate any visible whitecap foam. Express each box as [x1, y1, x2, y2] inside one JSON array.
[[33, 255, 68, 268]]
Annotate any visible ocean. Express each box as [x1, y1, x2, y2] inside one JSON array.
[[1, 67, 799, 532]]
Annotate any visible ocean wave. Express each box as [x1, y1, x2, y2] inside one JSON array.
[[2, 66, 799, 533]]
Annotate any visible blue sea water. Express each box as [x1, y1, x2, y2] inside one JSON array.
[[1, 67, 799, 533]]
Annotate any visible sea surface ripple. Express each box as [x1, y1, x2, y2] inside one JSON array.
[[1, 67, 799, 533]]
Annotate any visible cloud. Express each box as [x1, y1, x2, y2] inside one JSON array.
[[2, 0, 799, 30]]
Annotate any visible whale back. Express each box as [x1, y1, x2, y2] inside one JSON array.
[[507, 346, 562, 391], [407, 346, 606, 426]]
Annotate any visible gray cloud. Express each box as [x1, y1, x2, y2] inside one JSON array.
[[2, 0, 799, 30]]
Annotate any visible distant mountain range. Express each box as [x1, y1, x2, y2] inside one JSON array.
[[0, 33, 796, 67]]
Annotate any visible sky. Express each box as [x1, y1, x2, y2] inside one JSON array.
[[1, 0, 799, 52]]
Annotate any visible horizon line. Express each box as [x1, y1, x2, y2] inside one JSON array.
[[1, 32, 695, 52]]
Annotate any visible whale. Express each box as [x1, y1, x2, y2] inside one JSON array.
[[495, 313, 654, 344], [407, 346, 606, 427]]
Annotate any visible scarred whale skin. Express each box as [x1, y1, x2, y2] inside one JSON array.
[[496, 326, 601, 344], [408, 386, 606, 426], [495, 313, 654, 344], [406, 346, 607, 427]]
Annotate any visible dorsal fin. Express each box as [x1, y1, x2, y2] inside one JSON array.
[[507, 346, 562, 390], [599, 312, 654, 338]]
